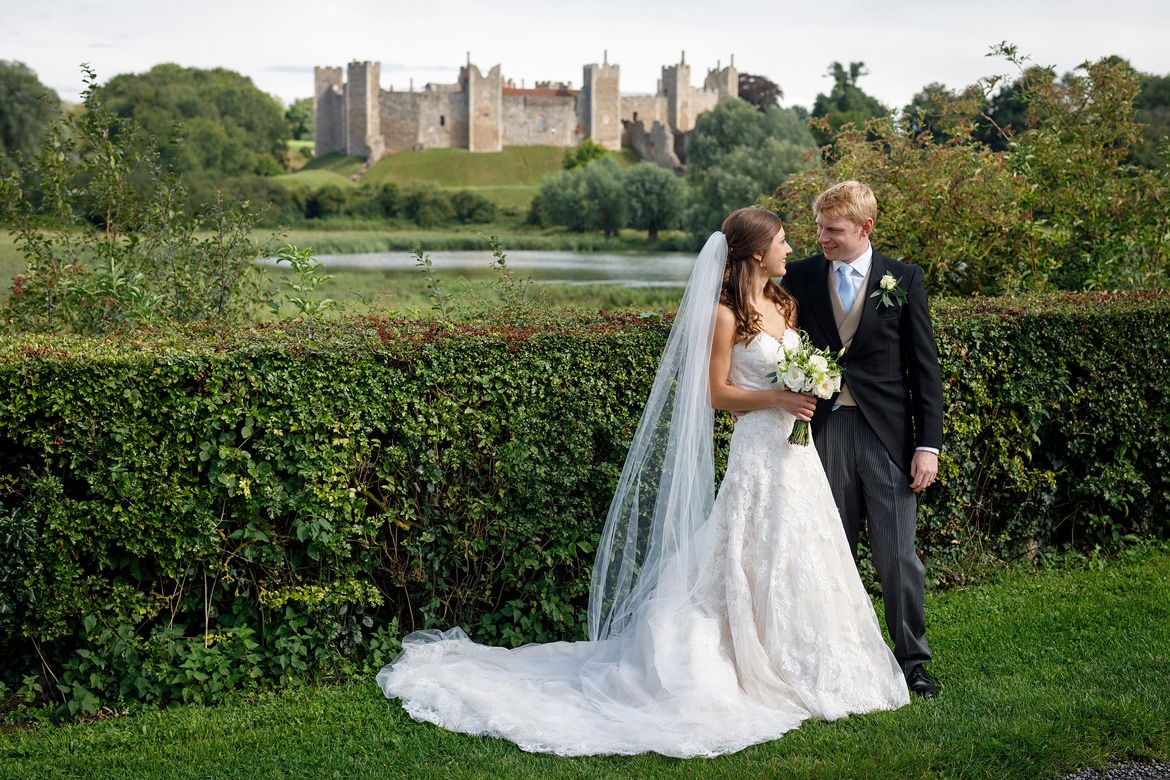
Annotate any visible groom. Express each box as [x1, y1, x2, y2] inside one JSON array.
[[781, 181, 944, 698]]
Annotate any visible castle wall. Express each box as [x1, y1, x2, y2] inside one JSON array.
[[314, 56, 742, 166], [313, 67, 345, 157], [500, 92, 581, 147], [346, 61, 383, 161], [467, 64, 503, 153], [582, 63, 621, 150], [621, 95, 668, 129], [661, 61, 693, 133], [623, 119, 683, 172], [378, 89, 469, 152]]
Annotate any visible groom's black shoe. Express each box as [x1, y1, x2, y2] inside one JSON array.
[[906, 666, 938, 698]]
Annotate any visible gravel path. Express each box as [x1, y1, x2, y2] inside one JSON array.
[[1062, 762, 1170, 780]]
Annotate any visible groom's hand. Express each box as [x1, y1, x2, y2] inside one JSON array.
[[909, 450, 939, 493]]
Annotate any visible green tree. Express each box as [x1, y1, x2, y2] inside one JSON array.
[[578, 157, 627, 238], [902, 82, 983, 143], [286, 97, 314, 141], [536, 168, 586, 230], [96, 64, 290, 177], [685, 98, 818, 234], [737, 73, 784, 111], [1131, 72, 1170, 169], [562, 138, 608, 170], [973, 65, 1055, 151], [0, 60, 61, 157], [766, 51, 1168, 295], [536, 157, 628, 237], [0, 67, 267, 333], [623, 162, 683, 243], [810, 61, 888, 145]]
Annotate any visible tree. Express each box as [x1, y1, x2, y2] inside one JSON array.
[[1132, 72, 1170, 169], [0, 60, 61, 157], [684, 98, 818, 234], [810, 61, 888, 145], [903, 82, 966, 142], [0, 67, 267, 333], [623, 162, 683, 242], [737, 73, 783, 112], [973, 65, 1054, 151], [765, 52, 1168, 295], [536, 157, 628, 238], [286, 97, 314, 141], [563, 138, 608, 171], [578, 157, 627, 238], [96, 64, 290, 177]]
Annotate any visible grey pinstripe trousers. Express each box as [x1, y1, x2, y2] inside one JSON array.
[[813, 407, 931, 676]]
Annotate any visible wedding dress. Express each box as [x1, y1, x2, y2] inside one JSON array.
[[376, 234, 909, 758]]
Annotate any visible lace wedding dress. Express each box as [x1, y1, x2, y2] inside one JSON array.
[[376, 329, 909, 758]]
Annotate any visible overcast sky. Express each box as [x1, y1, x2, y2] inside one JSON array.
[[3, 0, 1166, 112]]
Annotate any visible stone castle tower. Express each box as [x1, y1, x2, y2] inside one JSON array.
[[313, 54, 738, 168]]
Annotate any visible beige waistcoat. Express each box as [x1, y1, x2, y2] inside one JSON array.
[[828, 263, 872, 407]]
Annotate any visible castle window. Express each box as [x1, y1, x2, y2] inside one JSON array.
[[440, 115, 446, 127], [632, 111, 638, 122], [536, 115, 547, 132]]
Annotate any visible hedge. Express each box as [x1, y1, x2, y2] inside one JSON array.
[[1, 294, 1167, 714]]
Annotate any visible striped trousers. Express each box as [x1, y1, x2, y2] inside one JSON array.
[[813, 406, 931, 676]]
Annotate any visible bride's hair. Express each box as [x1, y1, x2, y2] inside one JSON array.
[[719, 208, 798, 343]]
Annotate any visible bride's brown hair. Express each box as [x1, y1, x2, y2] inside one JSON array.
[[720, 208, 798, 343]]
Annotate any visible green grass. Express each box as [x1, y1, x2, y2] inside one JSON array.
[[273, 168, 357, 192], [3, 548, 1167, 779], [451, 184, 538, 211], [363, 146, 567, 188], [301, 152, 366, 177]]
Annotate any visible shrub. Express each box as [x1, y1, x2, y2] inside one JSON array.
[[0, 295, 1167, 714], [0, 67, 268, 334]]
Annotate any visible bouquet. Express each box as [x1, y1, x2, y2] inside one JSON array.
[[767, 330, 844, 446]]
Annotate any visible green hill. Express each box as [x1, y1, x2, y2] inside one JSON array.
[[362, 146, 566, 188], [274, 169, 357, 192]]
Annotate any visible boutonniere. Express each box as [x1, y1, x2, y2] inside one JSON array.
[[870, 272, 908, 309]]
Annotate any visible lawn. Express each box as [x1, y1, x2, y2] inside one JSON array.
[[2, 547, 1167, 780], [362, 146, 567, 188]]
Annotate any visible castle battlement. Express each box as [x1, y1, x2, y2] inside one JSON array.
[[313, 55, 737, 165]]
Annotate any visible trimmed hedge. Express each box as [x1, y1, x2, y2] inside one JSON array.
[[1, 295, 1168, 713]]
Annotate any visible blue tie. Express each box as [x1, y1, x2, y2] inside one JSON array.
[[837, 265, 857, 312]]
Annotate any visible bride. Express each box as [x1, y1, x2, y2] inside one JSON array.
[[376, 208, 910, 758]]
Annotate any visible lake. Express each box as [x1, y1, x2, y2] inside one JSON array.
[[307, 250, 697, 288]]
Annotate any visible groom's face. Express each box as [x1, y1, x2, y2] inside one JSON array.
[[816, 213, 873, 263]]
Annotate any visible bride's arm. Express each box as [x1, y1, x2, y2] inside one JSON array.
[[708, 306, 816, 420]]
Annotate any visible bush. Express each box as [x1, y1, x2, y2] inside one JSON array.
[[0, 67, 268, 334], [0, 295, 1167, 714]]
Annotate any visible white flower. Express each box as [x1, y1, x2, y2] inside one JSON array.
[[880, 272, 898, 291], [808, 354, 829, 373], [803, 375, 816, 393], [783, 365, 806, 391], [832, 374, 842, 392], [782, 329, 801, 354], [813, 377, 835, 399]]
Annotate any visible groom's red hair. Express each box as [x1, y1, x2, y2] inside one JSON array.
[[814, 180, 878, 227]]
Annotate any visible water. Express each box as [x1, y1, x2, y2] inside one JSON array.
[[309, 250, 697, 288]]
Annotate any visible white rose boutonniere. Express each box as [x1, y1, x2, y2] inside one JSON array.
[[870, 272, 908, 309]]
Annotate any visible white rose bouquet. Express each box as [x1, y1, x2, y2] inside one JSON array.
[[767, 330, 844, 446]]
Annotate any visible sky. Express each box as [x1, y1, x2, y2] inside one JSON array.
[[2, 0, 1167, 112]]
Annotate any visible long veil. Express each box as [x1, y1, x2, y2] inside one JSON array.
[[588, 231, 727, 642]]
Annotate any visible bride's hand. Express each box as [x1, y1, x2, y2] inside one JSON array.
[[776, 390, 816, 421]]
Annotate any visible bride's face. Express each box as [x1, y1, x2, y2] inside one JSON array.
[[756, 228, 792, 278]]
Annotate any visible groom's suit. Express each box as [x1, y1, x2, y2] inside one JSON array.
[[782, 249, 943, 675]]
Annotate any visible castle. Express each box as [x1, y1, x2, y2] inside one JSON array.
[[313, 53, 737, 170]]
